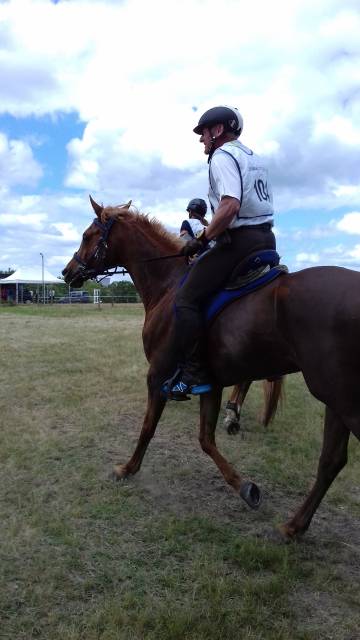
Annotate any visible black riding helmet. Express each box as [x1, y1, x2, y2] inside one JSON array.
[[187, 198, 207, 218], [193, 105, 243, 136]]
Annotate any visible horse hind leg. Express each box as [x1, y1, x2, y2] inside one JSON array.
[[223, 381, 252, 435], [200, 387, 261, 509], [280, 406, 350, 539], [223, 378, 283, 435]]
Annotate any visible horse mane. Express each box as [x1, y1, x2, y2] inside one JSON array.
[[101, 205, 183, 253]]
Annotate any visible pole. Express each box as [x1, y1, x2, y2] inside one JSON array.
[[40, 253, 45, 304]]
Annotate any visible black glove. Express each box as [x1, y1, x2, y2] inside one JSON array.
[[181, 238, 204, 257], [181, 229, 208, 257]]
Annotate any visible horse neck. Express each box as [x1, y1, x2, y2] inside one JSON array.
[[111, 221, 185, 311]]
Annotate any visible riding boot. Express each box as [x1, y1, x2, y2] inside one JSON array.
[[162, 306, 212, 399]]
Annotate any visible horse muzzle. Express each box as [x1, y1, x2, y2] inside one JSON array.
[[62, 261, 86, 287]]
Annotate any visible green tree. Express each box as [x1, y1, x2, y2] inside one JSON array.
[[0, 268, 15, 278]]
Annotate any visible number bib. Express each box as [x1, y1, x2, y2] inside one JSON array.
[[208, 141, 274, 228]]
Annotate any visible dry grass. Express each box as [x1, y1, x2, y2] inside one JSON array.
[[0, 304, 359, 640]]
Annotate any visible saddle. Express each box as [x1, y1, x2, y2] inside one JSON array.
[[225, 249, 282, 290], [204, 250, 288, 323]]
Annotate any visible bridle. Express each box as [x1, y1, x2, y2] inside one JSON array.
[[71, 215, 184, 285], [72, 216, 125, 282]]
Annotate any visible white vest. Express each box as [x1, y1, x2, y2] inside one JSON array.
[[188, 218, 205, 237], [208, 140, 274, 228], [180, 217, 205, 238]]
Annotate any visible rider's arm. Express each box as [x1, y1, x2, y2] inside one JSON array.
[[203, 151, 242, 241], [203, 196, 240, 241]]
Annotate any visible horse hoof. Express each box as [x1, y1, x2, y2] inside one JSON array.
[[240, 481, 262, 509], [112, 464, 128, 481], [277, 523, 303, 542], [223, 418, 241, 435]]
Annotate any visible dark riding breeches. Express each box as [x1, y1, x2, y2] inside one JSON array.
[[176, 224, 276, 311], [173, 224, 276, 381]]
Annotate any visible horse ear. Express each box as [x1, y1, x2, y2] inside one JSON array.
[[115, 200, 132, 215], [89, 195, 103, 218]]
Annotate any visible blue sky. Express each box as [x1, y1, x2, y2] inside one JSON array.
[[0, 112, 85, 191], [0, 0, 359, 278]]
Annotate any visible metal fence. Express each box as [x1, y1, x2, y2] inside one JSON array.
[[0, 294, 140, 305]]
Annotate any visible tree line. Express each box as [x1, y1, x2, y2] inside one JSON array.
[[52, 279, 139, 301]]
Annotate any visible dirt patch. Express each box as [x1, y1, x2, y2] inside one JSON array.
[[106, 412, 360, 546], [104, 411, 360, 639]]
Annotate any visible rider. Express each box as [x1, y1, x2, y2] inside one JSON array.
[[180, 198, 208, 242], [163, 105, 276, 400]]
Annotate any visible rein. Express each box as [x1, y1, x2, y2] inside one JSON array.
[[72, 217, 183, 284], [141, 253, 184, 263]]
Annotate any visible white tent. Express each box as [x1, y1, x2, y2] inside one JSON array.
[[0, 266, 61, 285], [0, 266, 62, 303]]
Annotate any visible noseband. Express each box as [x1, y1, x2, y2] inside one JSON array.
[[73, 217, 118, 280]]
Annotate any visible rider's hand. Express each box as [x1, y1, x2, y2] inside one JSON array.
[[181, 238, 203, 257], [181, 229, 208, 257]]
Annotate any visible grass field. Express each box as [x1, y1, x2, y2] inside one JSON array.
[[0, 304, 359, 640]]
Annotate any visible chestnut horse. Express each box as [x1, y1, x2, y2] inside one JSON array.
[[63, 198, 359, 540]]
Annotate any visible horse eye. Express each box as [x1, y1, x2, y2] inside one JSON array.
[[82, 233, 88, 242]]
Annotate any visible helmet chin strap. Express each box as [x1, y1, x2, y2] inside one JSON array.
[[207, 134, 218, 163]]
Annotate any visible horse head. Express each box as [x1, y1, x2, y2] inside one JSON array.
[[62, 195, 132, 287]]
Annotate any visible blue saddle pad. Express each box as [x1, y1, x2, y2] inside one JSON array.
[[204, 265, 285, 324]]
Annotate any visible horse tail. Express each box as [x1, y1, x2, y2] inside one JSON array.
[[260, 377, 284, 427]]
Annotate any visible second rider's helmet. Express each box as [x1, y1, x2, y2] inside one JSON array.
[[193, 105, 243, 136], [187, 198, 208, 218]]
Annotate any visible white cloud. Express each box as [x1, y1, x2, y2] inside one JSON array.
[[332, 185, 360, 204], [323, 244, 345, 255], [47, 254, 73, 268], [0, 191, 90, 272], [296, 252, 320, 263], [0, 0, 359, 273], [1, 0, 359, 193], [314, 115, 360, 145], [51, 222, 81, 243], [0, 132, 43, 187], [336, 211, 360, 234], [347, 244, 360, 260], [0, 212, 47, 229]]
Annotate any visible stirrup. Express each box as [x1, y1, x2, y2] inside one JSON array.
[[161, 371, 212, 401], [161, 369, 190, 401]]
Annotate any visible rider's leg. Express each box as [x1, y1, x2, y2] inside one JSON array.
[[164, 226, 276, 399]]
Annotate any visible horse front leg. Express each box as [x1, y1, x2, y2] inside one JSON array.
[[279, 406, 350, 539], [113, 378, 166, 480], [223, 380, 252, 434], [200, 387, 261, 509]]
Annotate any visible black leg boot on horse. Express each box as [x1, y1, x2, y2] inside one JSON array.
[[162, 306, 212, 400]]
